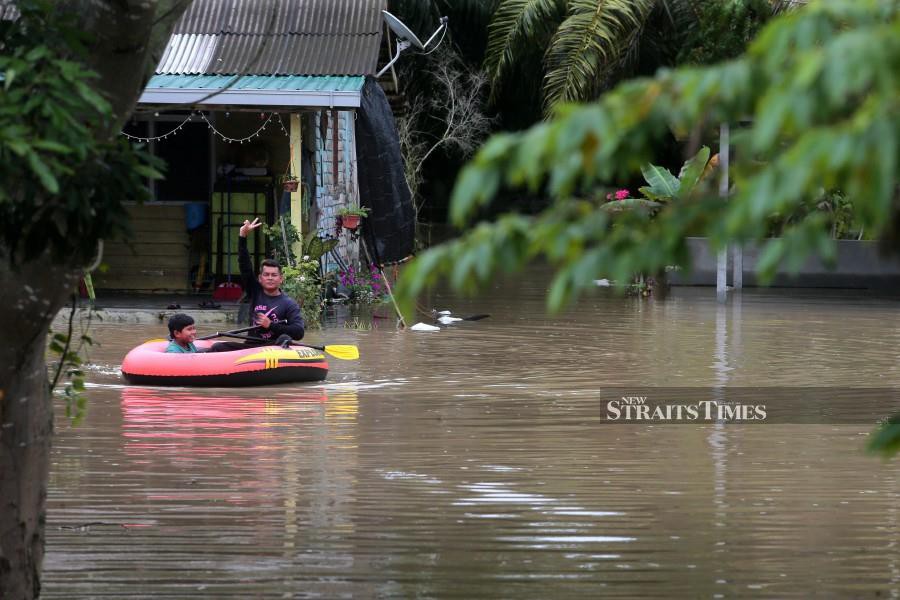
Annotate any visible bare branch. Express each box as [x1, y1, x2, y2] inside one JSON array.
[[397, 45, 494, 218]]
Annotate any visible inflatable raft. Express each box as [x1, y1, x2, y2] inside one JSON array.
[[121, 340, 328, 386]]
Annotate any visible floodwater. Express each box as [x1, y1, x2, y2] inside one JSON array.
[[43, 275, 900, 598]]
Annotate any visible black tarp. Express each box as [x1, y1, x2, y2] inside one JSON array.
[[355, 75, 415, 265]]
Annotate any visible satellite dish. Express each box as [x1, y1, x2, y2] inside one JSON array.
[[376, 11, 448, 77], [382, 10, 425, 50]]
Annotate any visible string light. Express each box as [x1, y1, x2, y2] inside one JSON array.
[[120, 111, 291, 144], [198, 111, 284, 144], [121, 113, 193, 142]]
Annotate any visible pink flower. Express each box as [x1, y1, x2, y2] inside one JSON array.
[[615, 189, 630, 201]]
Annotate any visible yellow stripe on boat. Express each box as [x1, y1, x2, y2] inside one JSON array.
[[234, 347, 325, 369]]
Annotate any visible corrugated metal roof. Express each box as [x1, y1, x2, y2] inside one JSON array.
[[157, 0, 386, 76], [147, 74, 364, 92], [175, 0, 382, 35]]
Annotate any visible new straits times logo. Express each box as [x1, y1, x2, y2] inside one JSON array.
[[606, 396, 767, 422]]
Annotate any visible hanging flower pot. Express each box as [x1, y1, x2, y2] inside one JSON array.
[[282, 178, 299, 192], [337, 207, 369, 232], [340, 214, 361, 230]]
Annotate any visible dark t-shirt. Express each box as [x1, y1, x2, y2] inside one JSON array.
[[239, 236, 305, 341]]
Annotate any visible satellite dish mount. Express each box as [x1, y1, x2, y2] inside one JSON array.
[[377, 11, 448, 77]]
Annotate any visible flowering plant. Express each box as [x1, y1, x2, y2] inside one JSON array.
[[281, 256, 323, 326], [606, 188, 631, 201], [337, 264, 385, 305]]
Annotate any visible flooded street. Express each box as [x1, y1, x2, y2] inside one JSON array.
[[44, 276, 900, 598]]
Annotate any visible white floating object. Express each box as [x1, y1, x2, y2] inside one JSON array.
[[410, 322, 441, 332], [438, 316, 462, 325], [594, 279, 611, 287], [436, 310, 452, 315]]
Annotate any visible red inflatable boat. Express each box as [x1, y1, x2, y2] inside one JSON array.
[[121, 340, 328, 387]]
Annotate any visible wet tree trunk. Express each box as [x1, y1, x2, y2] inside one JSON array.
[[0, 3, 191, 597], [0, 254, 80, 597]]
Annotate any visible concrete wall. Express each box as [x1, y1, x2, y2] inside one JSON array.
[[671, 238, 900, 290]]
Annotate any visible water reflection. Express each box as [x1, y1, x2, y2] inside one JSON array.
[[121, 387, 329, 458]]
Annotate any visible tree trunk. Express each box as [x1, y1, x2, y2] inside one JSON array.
[[0, 2, 193, 596], [0, 254, 80, 598]]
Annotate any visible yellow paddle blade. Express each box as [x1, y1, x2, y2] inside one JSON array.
[[323, 345, 359, 360]]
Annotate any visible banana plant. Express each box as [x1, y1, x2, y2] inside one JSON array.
[[638, 145, 713, 202], [601, 146, 714, 215]]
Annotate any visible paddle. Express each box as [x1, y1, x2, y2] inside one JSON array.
[[214, 333, 360, 360], [197, 325, 258, 340]]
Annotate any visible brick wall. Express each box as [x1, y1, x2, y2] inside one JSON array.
[[313, 110, 360, 273]]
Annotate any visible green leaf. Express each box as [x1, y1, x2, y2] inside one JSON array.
[[675, 146, 710, 199], [26, 151, 59, 193], [5, 139, 30, 156], [450, 163, 501, 227], [640, 163, 680, 199], [73, 80, 109, 114], [24, 45, 50, 62], [32, 139, 72, 154], [4, 68, 16, 91], [133, 165, 163, 179]]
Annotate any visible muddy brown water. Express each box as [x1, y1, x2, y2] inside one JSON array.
[[43, 278, 900, 598]]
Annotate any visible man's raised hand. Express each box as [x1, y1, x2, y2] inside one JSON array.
[[239, 217, 262, 238]]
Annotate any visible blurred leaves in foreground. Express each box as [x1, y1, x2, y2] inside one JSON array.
[[397, 0, 899, 316]]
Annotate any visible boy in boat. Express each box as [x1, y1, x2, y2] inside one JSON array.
[[210, 217, 305, 352], [166, 313, 199, 353]]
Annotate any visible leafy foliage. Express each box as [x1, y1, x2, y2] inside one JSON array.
[[281, 259, 324, 327], [264, 219, 338, 325], [677, 0, 780, 65], [542, 0, 655, 111], [396, 0, 899, 314], [638, 146, 713, 202], [0, 0, 160, 265], [47, 298, 96, 425], [484, 0, 784, 114]]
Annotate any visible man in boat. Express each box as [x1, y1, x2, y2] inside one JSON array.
[[210, 218, 305, 352], [166, 313, 199, 353]]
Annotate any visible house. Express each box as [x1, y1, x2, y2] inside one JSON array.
[[98, 0, 413, 293]]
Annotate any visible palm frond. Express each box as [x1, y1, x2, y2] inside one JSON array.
[[484, 0, 568, 102], [542, 0, 655, 113]]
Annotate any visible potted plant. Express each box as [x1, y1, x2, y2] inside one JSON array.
[[280, 174, 299, 193], [337, 206, 370, 230]]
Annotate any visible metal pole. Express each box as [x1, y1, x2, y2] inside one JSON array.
[[716, 123, 730, 302], [730, 123, 743, 290]]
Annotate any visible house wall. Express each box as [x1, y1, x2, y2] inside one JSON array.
[[98, 108, 363, 292], [314, 110, 360, 273], [95, 204, 191, 292]]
